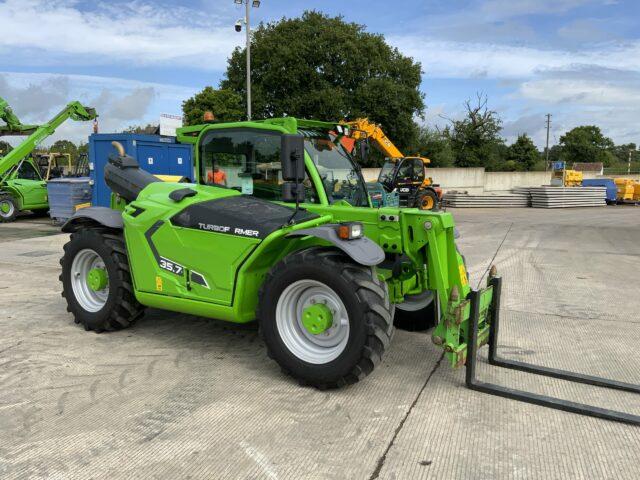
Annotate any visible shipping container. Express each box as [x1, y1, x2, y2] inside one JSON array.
[[89, 133, 193, 207]]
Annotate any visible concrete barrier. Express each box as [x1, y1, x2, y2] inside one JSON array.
[[426, 168, 485, 193], [359, 166, 639, 193], [484, 171, 552, 192]]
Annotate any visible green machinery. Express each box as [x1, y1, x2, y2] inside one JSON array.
[[0, 96, 96, 222], [59, 117, 639, 423]]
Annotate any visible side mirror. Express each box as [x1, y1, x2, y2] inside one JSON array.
[[281, 134, 305, 182], [281, 134, 305, 204]]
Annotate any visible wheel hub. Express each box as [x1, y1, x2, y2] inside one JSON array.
[[275, 279, 350, 364], [87, 267, 108, 291], [0, 200, 13, 216], [70, 249, 109, 312], [302, 303, 333, 335]]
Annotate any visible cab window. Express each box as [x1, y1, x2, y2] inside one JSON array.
[[395, 160, 414, 183], [412, 159, 425, 183], [17, 161, 41, 181], [199, 129, 319, 203]]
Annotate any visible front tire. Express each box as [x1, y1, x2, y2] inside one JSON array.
[[0, 194, 18, 223], [60, 228, 144, 332], [258, 248, 394, 389]]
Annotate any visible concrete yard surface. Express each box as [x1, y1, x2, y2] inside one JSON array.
[[0, 209, 639, 479]]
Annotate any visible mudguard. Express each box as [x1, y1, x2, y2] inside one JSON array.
[[61, 207, 123, 232], [287, 225, 385, 266]]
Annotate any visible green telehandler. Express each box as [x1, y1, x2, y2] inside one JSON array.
[[0, 96, 97, 222], [59, 117, 639, 423]]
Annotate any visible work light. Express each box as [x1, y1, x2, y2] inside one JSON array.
[[337, 222, 364, 240]]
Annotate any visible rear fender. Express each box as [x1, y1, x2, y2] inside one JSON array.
[[61, 207, 123, 232]]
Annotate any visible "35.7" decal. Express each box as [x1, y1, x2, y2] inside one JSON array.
[[159, 257, 184, 276]]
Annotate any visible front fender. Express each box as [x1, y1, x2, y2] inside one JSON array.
[[287, 225, 384, 266]]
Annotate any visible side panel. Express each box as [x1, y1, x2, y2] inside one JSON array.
[[167, 145, 194, 180], [150, 224, 260, 305], [137, 144, 165, 175]]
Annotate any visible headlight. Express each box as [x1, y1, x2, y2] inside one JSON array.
[[337, 222, 363, 240]]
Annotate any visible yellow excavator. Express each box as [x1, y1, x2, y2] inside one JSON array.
[[343, 118, 442, 210]]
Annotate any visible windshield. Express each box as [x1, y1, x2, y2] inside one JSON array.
[[303, 132, 368, 207], [378, 161, 396, 187]]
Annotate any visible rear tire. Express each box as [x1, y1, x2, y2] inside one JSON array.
[[258, 247, 394, 389], [0, 194, 18, 223], [60, 228, 144, 332]]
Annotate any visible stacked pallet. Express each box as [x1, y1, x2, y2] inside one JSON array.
[[443, 191, 530, 208], [513, 186, 606, 208]]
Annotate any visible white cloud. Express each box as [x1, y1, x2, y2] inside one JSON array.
[[0, 0, 242, 70], [1, 72, 199, 145], [0, 75, 70, 117], [518, 78, 640, 105], [480, 0, 596, 19], [388, 37, 640, 79], [108, 87, 156, 121]]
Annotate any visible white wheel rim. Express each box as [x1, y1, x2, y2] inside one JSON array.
[[71, 249, 109, 312], [275, 279, 350, 364], [0, 200, 14, 218]]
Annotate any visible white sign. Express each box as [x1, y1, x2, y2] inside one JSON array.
[[159, 113, 183, 137]]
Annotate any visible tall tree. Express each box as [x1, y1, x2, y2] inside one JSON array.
[[558, 125, 615, 166], [220, 11, 424, 151], [410, 126, 454, 167], [506, 134, 540, 171], [445, 94, 505, 169], [182, 87, 244, 126]]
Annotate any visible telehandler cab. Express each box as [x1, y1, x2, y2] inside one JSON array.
[[60, 118, 639, 424]]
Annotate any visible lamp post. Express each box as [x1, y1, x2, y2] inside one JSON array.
[[234, 0, 261, 120]]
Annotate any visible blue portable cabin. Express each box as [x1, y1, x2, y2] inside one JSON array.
[[89, 133, 194, 207], [582, 178, 617, 204]]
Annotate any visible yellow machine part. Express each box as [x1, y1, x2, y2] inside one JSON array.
[[614, 178, 637, 201], [564, 170, 583, 187], [153, 174, 187, 183]]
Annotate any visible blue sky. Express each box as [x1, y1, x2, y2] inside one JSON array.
[[1, 0, 639, 148]]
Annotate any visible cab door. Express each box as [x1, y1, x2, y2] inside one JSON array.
[[11, 160, 48, 208]]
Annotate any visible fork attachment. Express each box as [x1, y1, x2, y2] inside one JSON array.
[[465, 276, 640, 425]]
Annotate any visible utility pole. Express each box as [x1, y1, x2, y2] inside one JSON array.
[[234, 1, 260, 120], [544, 113, 551, 171], [245, 0, 251, 120], [629, 149, 633, 175]]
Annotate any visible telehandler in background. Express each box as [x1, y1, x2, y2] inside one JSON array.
[[343, 118, 442, 210], [0, 96, 96, 222], [59, 116, 639, 424]]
